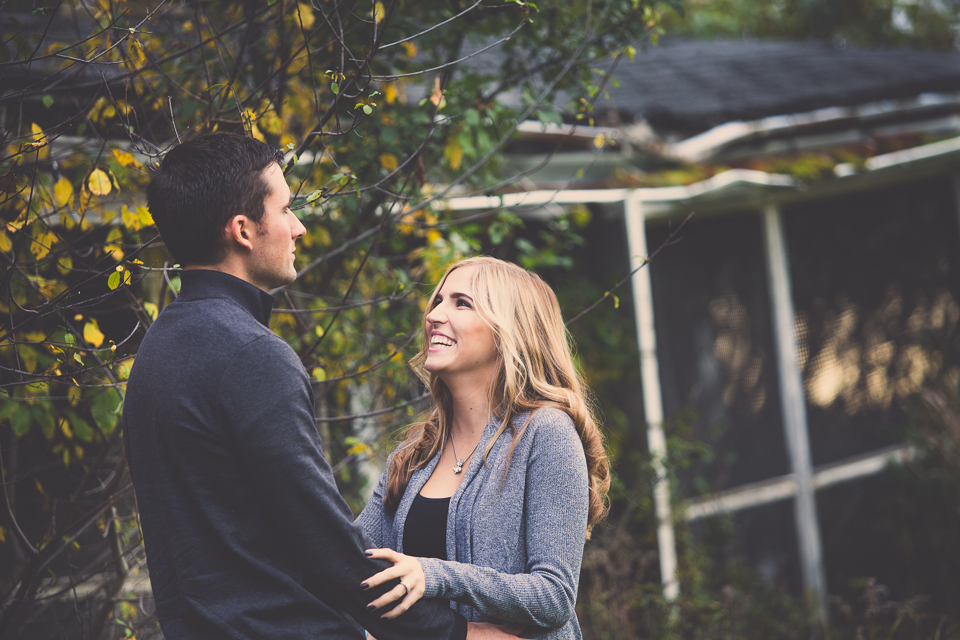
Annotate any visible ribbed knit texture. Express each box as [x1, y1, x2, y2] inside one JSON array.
[[357, 408, 589, 640]]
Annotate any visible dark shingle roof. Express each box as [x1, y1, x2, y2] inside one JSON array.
[[600, 38, 960, 134]]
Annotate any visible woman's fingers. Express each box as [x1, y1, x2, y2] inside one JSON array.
[[361, 549, 426, 618], [379, 585, 419, 619], [361, 548, 406, 588], [366, 581, 407, 611], [362, 565, 403, 589], [365, 548, 400, 561]]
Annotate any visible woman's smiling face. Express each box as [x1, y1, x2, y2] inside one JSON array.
[[423, 266, 499, 384]]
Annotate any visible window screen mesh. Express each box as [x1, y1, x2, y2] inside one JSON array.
[[648, 212, 788, 494], [783, 177, 960, 466]]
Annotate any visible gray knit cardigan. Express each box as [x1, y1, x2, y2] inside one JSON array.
[[356, 407, 589, 640]]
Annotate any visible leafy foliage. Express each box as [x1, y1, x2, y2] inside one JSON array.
[[661, 0, 960, 49], [0, 0, 672, 636]]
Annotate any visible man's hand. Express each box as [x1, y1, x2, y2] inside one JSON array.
[[466, 622, 524, 639]]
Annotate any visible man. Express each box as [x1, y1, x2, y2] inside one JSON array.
[[123, 133, 511, 640]]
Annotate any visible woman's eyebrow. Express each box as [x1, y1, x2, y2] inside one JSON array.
[[449, 292, 474, 302]]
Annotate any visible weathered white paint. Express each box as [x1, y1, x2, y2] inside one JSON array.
[[624, 192, 679, 601], [762, 204, 828, 620], [684, 443, 913, 521]]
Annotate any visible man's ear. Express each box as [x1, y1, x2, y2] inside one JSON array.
[[225, 215, 256, 252]]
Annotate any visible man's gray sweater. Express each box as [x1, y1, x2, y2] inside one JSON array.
[[123, 269, 466, 640]]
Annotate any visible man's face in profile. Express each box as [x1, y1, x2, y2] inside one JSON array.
[[245, 163, 306, 291]]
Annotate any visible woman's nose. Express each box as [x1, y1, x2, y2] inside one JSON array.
[[425, 304, 446, 324]]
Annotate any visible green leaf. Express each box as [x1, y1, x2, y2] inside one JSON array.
[[142, 301, 159, 321], [362, 105, 373, 115], [331, 81, 339, 95], [90, 392, 121, 435], [42, 94, 54, 108], [380, 126, 398, 144], [69, 413, 94, 442], [0, 400, 17, 421], [11, 404, 32, 437], [108, 271, 121, 290], [306, 190, 323, 204], [32, 404, 55, 440]]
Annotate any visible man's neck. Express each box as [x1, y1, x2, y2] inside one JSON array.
[[183, 257, 262, 292]]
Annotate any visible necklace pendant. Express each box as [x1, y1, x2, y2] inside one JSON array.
[[453, 459, 465, 474]]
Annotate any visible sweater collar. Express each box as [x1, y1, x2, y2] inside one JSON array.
[[177, 269, 275, 327]]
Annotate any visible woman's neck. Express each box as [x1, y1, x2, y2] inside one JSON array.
[[445, 375, 492, 441]]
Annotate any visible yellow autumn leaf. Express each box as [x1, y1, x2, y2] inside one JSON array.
[[384, 82, 398, 105], [112, 148, 141, 168], [121, 204, 142, 231], [259, 110, 283, 135], [137, 205, 154, 226], [593, 134, 606, 149], [54, 176, 73, 207], [401, 42, 417, 59], [83, 319, 105, 348], [346, 441, 371, 456], [32, 229, 56, 260], [56, 253, 73, 275], [87, 169, 112, 196], [380, 153, 399, 172], [105, 244, 125, 262], [129, 37, 145, 63], [296, 2, 315, 29], [29, 123, 49, 158], [373, 1, 385, 23], [429, 77, 444, 107], [0, 229, 10, 253], [444, 137, 463, 171]]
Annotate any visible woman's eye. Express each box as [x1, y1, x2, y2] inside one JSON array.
[[456, 299, 472, 308]]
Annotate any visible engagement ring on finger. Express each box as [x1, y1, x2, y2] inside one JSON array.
[[399, 580, 410, 596]]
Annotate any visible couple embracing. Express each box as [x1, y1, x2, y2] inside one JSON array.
[[123, 133, 610, 640]]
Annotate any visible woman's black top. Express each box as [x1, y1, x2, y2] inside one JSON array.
[[402, 494, 450, 560]]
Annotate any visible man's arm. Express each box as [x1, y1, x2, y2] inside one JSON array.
[[221, 335, 465, 640]]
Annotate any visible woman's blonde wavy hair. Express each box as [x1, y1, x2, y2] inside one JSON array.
[[384, 257, 610, 537]]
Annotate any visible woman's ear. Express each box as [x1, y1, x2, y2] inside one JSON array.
[[225, 215, 255, 251]]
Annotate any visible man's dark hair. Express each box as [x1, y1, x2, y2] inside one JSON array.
[[146, 133, 285, 266]]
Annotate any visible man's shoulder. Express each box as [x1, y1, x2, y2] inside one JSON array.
[[131, 295, 294, 388]]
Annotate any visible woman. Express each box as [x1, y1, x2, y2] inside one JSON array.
[[355, 257, 610, 640]]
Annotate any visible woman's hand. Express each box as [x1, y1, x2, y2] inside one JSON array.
[[362, 548, 426, 618]]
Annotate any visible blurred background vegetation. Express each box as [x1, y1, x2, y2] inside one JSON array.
[[2, 0, 959, 638]]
